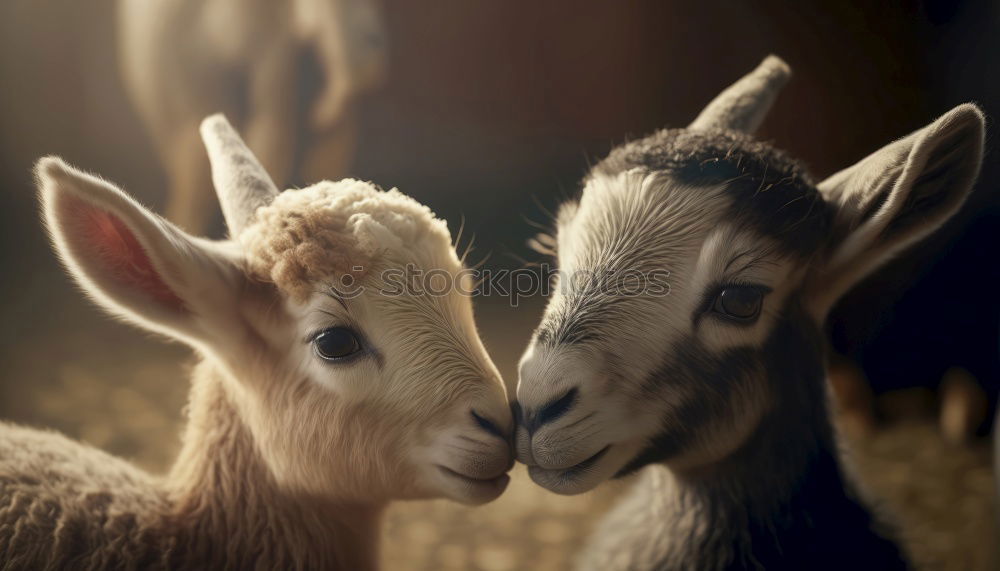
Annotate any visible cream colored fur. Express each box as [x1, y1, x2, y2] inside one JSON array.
[[0, 117, 510, 569]]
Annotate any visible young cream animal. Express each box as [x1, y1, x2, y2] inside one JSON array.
[[117, 0, 386, 232], [0, 115, 511, 569], [515, 56, 985, 570]]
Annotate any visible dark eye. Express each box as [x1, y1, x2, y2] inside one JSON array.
[[712, 286, 764, 322], [313, 327, 362, 361]]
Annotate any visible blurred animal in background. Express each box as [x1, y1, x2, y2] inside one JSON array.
[[0, 115, 511, 569], [514, 56, 984, 570], [117, 0, 387, 233], [828, 357, 990, 445]]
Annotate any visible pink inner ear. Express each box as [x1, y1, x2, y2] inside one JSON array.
[[63, 193, 186, 312]]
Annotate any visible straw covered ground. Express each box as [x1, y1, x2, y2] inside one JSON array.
[[1, 293, 995, 570]]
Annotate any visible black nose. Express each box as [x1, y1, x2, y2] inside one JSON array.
[[470, 410, 506, 439], [515, 387, 579, 434]]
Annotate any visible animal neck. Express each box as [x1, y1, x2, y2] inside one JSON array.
[[163, 360, 384, 570], [655, 306, 906, 570]]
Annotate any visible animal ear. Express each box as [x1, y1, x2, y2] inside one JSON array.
[[37, 157, 246, 346], [808, 104, 985, 314]]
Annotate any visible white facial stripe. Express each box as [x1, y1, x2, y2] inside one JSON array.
[[560, 170, 727, 277], [538, 171, 740, 386], [543, 171, 805, 372]]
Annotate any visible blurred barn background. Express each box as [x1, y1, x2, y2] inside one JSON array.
[[1, 1, 998, 569]]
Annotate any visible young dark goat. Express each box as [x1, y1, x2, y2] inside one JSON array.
[[514, 56, 985, 570]]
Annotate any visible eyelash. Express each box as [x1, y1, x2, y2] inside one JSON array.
[[718, 279, 770, 295], [696, 280, 772, 320], [309, 326, 374, 364], [304, 316, 354, 341]]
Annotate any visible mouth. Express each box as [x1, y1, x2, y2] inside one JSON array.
[[436, 465, 511, 502], [561, 444, 610, 476], [527, 444, 611, 494]]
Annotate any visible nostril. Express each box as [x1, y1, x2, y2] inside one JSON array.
[[535, 387, 579, 428], [470, 410, 506, 440]]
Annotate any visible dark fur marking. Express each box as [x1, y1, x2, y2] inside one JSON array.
[[615, 300, 907, 570], [617, 341, 759, 475], [592, 128, 834, 258], [536, 129, 837, 351]]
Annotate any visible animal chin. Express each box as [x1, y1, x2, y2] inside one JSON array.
[[434, 465, 510, 504]]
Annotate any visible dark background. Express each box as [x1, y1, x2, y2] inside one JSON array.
[[1, 2, 998, 569], [2, 0, 998, 409]]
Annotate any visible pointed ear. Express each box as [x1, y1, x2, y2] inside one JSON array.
[[808, 104, 985, 314], [37, 157, 246, 346]]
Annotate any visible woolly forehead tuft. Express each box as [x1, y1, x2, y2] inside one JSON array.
[[239, 179, 459, 300]]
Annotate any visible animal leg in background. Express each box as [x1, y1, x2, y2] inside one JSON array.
[[302, 111, 359, 185], [163, 122, 217, 233], [245, 41, 301, 192]]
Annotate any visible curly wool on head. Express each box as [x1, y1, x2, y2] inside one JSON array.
[[239, 179, 456, 301]]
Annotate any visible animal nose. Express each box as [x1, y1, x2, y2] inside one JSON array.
[[514, 387, 579, 434], [470, 410, 507, 440]]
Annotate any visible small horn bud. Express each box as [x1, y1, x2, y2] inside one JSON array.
[[199, 114, 279, 236], [689, 55, 792, 133]]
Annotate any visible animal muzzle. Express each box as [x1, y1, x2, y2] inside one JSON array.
[[424, 407, 514, 504], [512, 387, 605, 469]]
